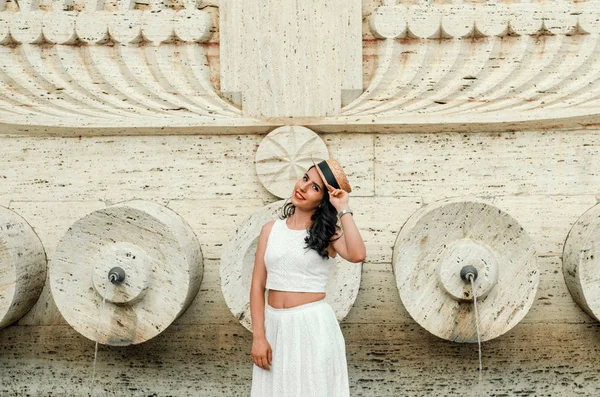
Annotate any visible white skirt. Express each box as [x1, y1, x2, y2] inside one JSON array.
[[251, 299, 350, 397]]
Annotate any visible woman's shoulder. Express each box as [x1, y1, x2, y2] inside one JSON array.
[[256, 220, 277, 250], [260, 220, 277, 236]]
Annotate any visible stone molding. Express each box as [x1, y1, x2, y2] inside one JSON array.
[[0, 0, 212, 45], [371, 1, 600, 39], [2, 1, 600, 132]]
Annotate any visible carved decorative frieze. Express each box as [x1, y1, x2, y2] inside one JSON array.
[[370, 2, 600, 39], [2, 1, 600, 131]]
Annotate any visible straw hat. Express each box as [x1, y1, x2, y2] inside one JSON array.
[[311, 156, 352, 193]]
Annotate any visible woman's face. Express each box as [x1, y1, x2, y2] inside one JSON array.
[[290, 167, 325, 210]]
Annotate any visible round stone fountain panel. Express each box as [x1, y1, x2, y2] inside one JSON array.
[[50, 200, 203, 345], [0, 206, 47, 330], [393, 197, 538, 343], [563, 203, 600, 321]]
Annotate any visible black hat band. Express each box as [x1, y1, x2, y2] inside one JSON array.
[[318, 161, 340, 190]]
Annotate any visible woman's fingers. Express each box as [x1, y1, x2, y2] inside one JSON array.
[[259, 357, 270, 370], [253, 353, 271, 370], [267, 348, 272, 365]]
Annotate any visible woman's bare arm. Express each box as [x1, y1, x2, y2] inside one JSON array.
[[331, 209, 366, 263], [327, 186, 366, 263], [249, 220, 275, 370]]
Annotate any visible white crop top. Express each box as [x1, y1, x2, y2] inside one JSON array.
[[264, 218, 332, 293]]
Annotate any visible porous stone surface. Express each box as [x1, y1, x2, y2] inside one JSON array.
[[563, 203, 600, 321], [0, 132, 599, 395], [50, 200, 203, 345], [255, 126, 329, 199], [220, 200, 362, 331], [220, 0, 362, 116], [0, 205, 46, 329], [393, 197, 539, 343], [2, 0, 600, 394]]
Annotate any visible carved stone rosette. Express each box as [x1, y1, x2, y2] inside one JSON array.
[[255, 126, 329, 199]]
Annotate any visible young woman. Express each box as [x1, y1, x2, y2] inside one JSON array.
[[249, 158, 366, 397]]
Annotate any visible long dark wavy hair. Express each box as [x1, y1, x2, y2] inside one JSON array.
[[280, 166, 341, 259]]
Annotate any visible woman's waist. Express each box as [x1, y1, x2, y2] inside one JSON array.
[[267, 289, 326, 309]]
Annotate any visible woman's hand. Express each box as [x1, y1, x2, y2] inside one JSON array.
[[326, 184, 350, 212], [251, 336, 272, 370]]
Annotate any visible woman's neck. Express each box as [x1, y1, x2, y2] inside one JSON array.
[[289, 210, 313, 229]]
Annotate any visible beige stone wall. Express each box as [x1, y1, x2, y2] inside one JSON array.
[[1, 129, 599, 395]]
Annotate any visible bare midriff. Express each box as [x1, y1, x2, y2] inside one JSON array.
[[267, 290, 326, 309]]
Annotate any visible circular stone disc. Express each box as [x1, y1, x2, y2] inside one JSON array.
[[0, 206, 47, 329], [563, 203, 600, 321], [393, 197, 538, 343], [50, 200, 203, 345], [255, 126, 329, 199], [220, 200, 361, 331]]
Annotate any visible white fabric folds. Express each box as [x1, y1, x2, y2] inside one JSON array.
[[251, 299, 350, 397]]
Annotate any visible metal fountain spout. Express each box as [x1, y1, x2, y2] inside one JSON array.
[[460, 265, 478, 283], [108, 267, 126, 285]]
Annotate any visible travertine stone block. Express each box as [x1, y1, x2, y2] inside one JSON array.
[[50, 200, 203, 345], [3, 322, 600, 396], [523, 256, 594, 325], [175, 259, 239, 326], [0, 206, 47, 329], [352, 196, 423, 265], [220, 200, 361, 331], [343, 262, 410, 325], [563, 203, 600, 322], [322, 134, 375, 197], [375, 131, 600, 199], [255, 126, 329, 199], [220, 0, 362, 116], [393, 197, 539, 342], [0, 135, 269, 202], [167, 198, 266, 260], [492, 195, 598, 257]]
